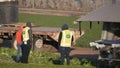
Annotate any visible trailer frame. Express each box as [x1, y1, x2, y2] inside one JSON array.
[[0, 23, 84, 51]]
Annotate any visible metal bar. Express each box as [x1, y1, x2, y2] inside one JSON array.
[[78, 21, 81, 35]]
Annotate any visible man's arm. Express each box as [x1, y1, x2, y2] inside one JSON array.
[[58, 32, 62, 46], [28, 29, 32, 44]]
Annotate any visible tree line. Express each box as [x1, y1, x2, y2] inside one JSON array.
[[18, 0, 119, 12]]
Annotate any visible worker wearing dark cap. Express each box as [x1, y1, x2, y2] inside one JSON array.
[[21, 22, 32, 63], [58, 24, 73, 65]]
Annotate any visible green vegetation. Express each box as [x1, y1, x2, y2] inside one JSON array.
[[0, 47, 96, 68], [76, 21, 102, 47], [19, 14, 78, 28], [19, 13, 102, 47], [0, 47, 120, 68]]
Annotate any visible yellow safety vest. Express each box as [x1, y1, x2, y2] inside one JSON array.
[[22, 27, 30, 41], [60, 30, 72, 47]]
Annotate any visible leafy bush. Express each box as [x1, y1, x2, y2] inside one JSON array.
[[80, 58, 92, 66], [29, 51, 59, 64], [71, 57, 80, 65], [0, 47, 58, 64], [0, 48, 94, 64]]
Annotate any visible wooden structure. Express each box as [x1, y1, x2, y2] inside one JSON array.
[[75, 3, 120, 66]]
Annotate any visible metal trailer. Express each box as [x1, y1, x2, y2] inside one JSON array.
[[0, 23, 84, 51]]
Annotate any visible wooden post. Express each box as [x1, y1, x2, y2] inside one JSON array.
[[79, 21, 81, 35]]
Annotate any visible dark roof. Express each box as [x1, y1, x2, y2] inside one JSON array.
[[76, 4, 120, 23]]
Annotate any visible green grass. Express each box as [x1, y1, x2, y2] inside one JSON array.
[[76, 21, 102, 47], [19, 14, 78, 28], [0, 48, 96, 68], [0, 48, 120, 68], [0, 63, 95, 68], [19, 13, 102, 47]]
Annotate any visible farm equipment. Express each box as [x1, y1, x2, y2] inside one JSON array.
[[90, 40, 120, 67], [90, 40, 120, 60], [0, 23, 84, 51]]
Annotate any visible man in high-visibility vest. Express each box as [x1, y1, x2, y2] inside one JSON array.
[[21, 22, 32, 63], [58, 24, 74, 65]]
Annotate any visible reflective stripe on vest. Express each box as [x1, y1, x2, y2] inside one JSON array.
[[60, 30, 72, 47], [22, 27, 30, 41]]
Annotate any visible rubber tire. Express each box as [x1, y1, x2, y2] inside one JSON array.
[[33, 37, 43, 51]]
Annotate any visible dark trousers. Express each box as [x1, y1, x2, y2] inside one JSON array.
[[21, 40, 31, 63], [60, 47, 70, 65]]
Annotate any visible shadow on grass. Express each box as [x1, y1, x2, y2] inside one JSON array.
[[71, 54, 120, 68], [48, 58, 62, 65], [11, 56, 17, 62]]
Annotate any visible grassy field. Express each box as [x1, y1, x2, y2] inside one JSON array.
[[0, 48, 96, 68], [0, 48, 120, 68], [19, 13, 103, 47], [0, 14, 120, 68], [0, 47, 120, 68]]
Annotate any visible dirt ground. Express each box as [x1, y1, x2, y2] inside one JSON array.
[[52, 47, 99, 60], [71, 47, 99, 60]]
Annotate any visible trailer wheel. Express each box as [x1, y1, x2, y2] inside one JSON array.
[[33, 37, 43, 50], [12, 36, 18, 50]]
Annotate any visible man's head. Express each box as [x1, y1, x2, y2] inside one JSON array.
[[26, 22, 31, 28], [61, 24, 68, 30]]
